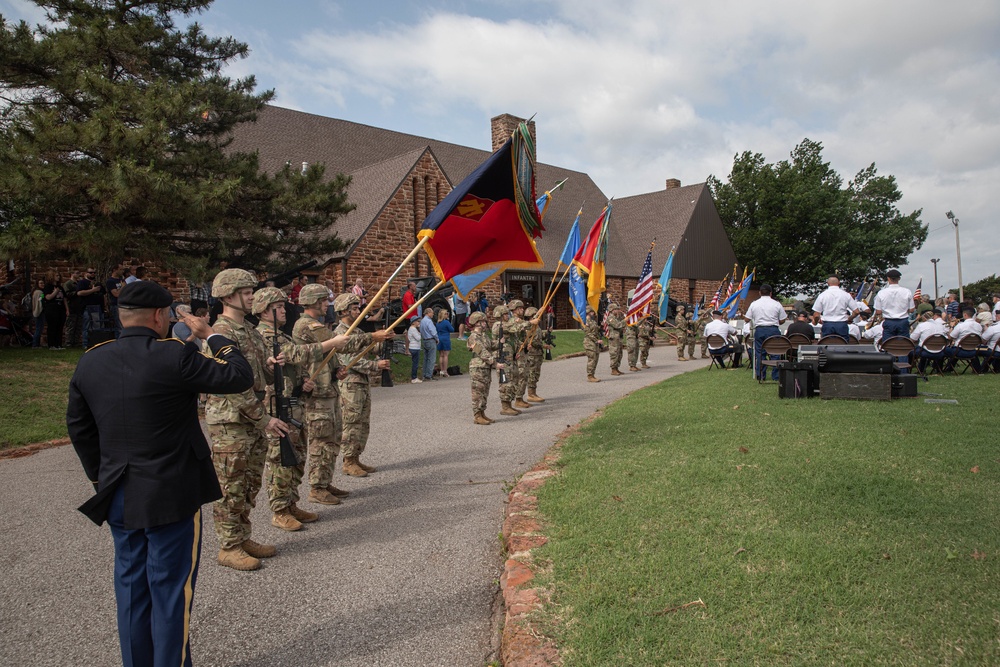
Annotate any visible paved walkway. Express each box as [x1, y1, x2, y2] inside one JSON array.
[[0, 345, 708, 667]]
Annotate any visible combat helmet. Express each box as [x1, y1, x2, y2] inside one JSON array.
[[524, 306, 538, 317], [508, 299, 524, 310], [298, 283, 330, 306], [468, 311, 487, 326], [211, 268, 256, 298], [333, 292, 360, 313], [493, 304, 509, 318], [251, 287, 288, 315]]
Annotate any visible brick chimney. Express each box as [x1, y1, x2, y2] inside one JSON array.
[[665, 178, 682, 189], [491, 113, 536, 152]]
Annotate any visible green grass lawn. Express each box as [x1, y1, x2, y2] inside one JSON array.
[[0, 347, 84, 448], [534, 368, 1000, 666]]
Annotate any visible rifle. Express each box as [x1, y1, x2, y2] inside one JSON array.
[[496, 322, 509, 385], [544, 329, 555, 361], [380, 306, 395, 388], [258, 260, 318, 290], [270, 305, 302, 467]]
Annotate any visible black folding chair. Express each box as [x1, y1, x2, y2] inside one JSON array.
[[881, 336, 916, 374], [758, 335, 791, 384], [917, 333, 949, 377], [954, 334, 984, 374]]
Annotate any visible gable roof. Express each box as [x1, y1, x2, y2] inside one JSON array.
[[229, 105, 735, 280]]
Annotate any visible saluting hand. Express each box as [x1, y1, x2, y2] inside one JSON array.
[[183, 312, 214, 340]]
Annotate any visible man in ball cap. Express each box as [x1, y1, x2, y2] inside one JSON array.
[[67, 279, 254, 664], [333, 292, 391, 476], [873, 269, 914, 343], [293, 283, 393, 499], [252, 287, 347, 531]]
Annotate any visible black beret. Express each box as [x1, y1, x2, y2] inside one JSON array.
[[886, 269, 902, 279], [118, 281, 173, 309]]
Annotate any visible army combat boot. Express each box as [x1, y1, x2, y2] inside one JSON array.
[[272, 509, 303, 532], [629, 366, 639, 372], [587, 375, 601, 382], [526, 390, 545, 403], [218, 546, 261, 571], [500, 401, 521, 416], [356, 459, 377, 473], [342, 456, 368, 477], [514, 397, 532, 409], [242, 539, 276, 559], [308, 487, 341, 505], [474, 411, 492, 425], [288, 504, 318, 523], [327, 485, 350, 498], [611, 368, 624, 376]]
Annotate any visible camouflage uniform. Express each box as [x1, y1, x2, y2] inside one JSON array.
[[638, 316, 653, 367], [503, 302, 533, 404], [467, 312, 498, 421], [334, 318, 377, 466], [492, 313, 517, 405], [255, 317, 324, 513], [674, 308, 694, 359], [526, 319, 545, 396], [697, 311, 711, 358], [205, 312, 272, 551], [625, 323, 639, 369], [584, 308, 601, 379], [605, 308, 626, 372]]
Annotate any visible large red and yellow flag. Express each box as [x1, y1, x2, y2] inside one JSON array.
[[418, 123, 544, 283]]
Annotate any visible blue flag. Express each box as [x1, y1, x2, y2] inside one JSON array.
[[559, 209, 582, 267], [569, 265, 588, 324], [657, 249, 675, 323]]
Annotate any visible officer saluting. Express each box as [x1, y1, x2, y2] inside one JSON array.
[[67, 280, 254, 667]]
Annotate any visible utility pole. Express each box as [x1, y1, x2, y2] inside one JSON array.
[[946, 211, 963, 302], [930, 258, 940, 302]]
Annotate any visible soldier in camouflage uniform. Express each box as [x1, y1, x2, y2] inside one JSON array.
[[674, 304, 694, 360], [491, 305, 520, 415], [467, 311, 502, 424], [253, 287, 344, 532], [504, 299, 538, 410], [638, 314, 654, 368], [625, 318, 640, 371], [333, 293, 391, 477], [524, 306, 549, 402], [206, 269, 297, 571], [293, 284, 391, 503], [584, 305, 602, 382], [605, 302, 626, 375], [697, 310, 711, 359]]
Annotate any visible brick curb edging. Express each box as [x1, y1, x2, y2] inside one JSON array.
[[0, 438, 70, 460]]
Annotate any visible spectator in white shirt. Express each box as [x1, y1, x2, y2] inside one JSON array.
[[811, 276, 858, 339], [704, 310, 742, 367], [873, 269, 914, 343], [945, 307, 983, 372], [744, 284, 786, 380]]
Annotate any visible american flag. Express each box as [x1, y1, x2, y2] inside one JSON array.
[[627, 248, 655, 324], [709, 276, 727, 309], [913, 278, 922, 302]]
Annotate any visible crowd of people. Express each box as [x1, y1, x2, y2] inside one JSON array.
[[707, 271, 1000, 379]]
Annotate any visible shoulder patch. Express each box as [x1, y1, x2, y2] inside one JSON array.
[[309, 322, 325, 330]]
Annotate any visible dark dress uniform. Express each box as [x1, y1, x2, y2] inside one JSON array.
[[67, 306, 253, 667]]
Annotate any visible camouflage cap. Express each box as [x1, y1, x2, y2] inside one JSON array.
[[211, 268, 256, 298], [298, 283, 330, 306], [251, 286, 288, 315], [468, 311, 487, 326], [333, 292, 360, 312], [609, 302, 620, 310], [524, 306, 538, 317], [508, 299, 524, 310], [493, 304, 509, 318], [676, 304, 686, 312]]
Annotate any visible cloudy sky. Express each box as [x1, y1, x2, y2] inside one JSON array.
[[4, 0, 998, 294]]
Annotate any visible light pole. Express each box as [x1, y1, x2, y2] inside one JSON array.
[[946, 211, 963, 302], [930, 258, 940, 302]]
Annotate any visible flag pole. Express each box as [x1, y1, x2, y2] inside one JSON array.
[[342, 279, 448, 372], [309, 236, 429, 382], [515, 262, 574, 357]]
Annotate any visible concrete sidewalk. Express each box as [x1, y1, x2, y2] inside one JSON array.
[[0, 345, 709, 667]]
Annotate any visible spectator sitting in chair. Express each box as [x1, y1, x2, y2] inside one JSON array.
[[944, 307, 983, 372], [705, 310, 742, 368]]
